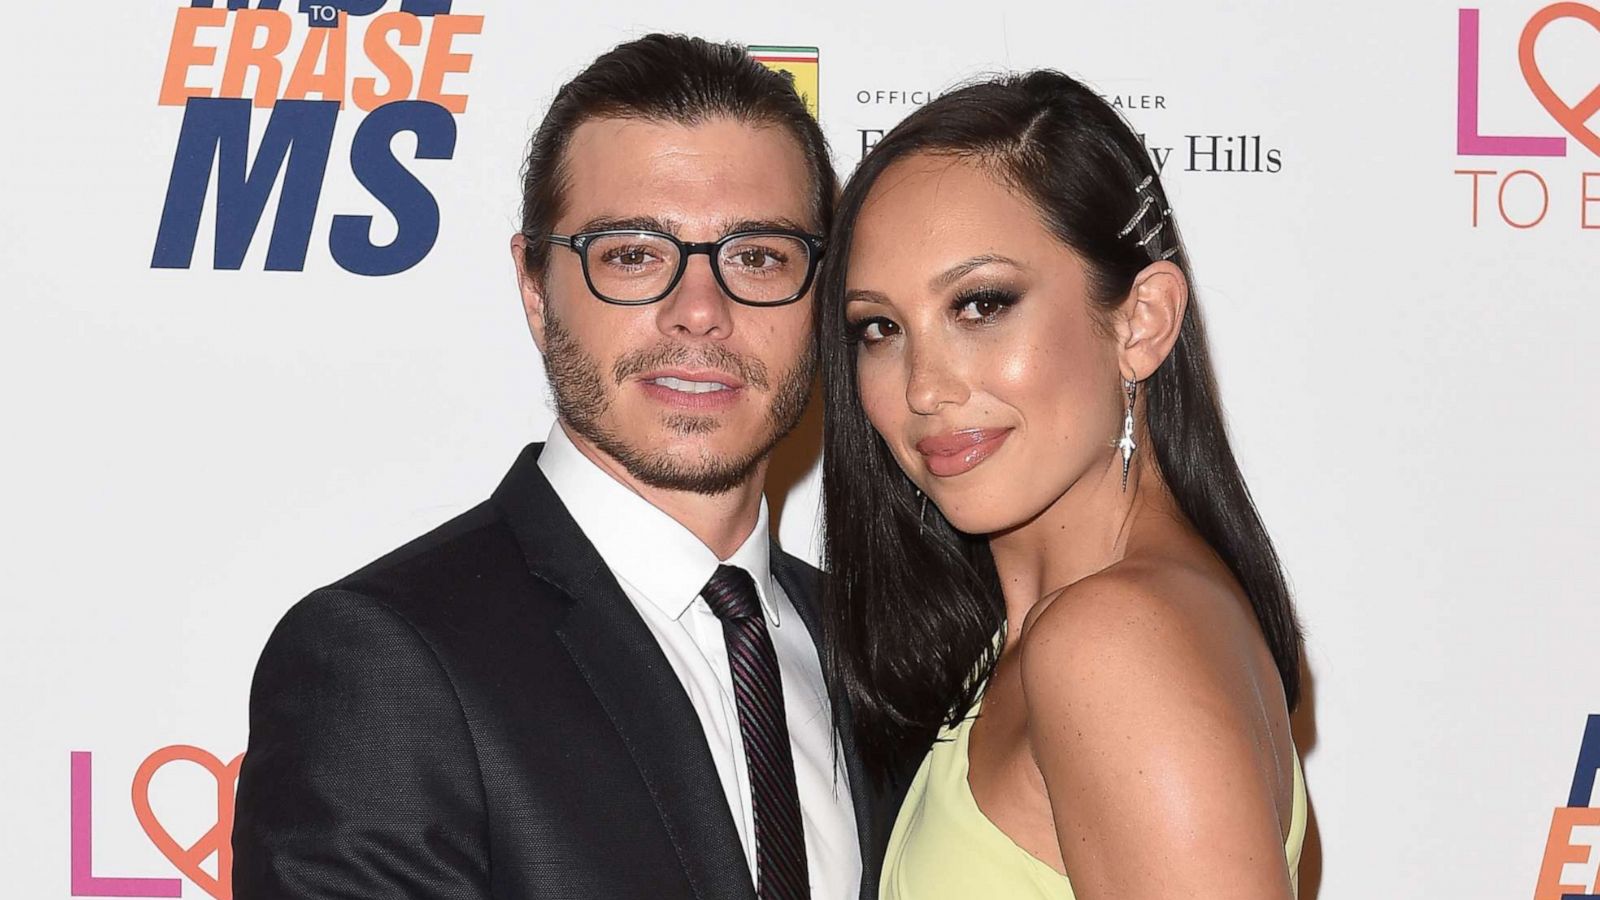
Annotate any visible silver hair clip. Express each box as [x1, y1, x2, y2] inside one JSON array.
[[1119, 174, 1174, 260], [1117, 195, 1154, 238], [1135, 220, 1166, 247]]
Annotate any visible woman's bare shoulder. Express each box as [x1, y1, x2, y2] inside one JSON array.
[[1014, 558, 1297, 897], [1018, 554, 1250, 694]]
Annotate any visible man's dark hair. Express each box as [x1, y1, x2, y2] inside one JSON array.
[[518, 33, 836, 279]]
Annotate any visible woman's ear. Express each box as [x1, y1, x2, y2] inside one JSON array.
[[1114, 260, 1189, 381], [510, 233, 549, 352]]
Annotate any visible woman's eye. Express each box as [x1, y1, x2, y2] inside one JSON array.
[[955, 292, 1014, 321], [849, 317, 900, 345], [953, 296, 1004, 317]]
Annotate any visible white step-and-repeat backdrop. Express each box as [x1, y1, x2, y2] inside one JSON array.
[[3, 2, 1597, 898]]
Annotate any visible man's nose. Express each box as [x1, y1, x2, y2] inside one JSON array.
[[655, 253, 734, 340]]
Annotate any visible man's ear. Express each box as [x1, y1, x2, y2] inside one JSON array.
[[510, 232, 549, 352], [1113, 260, 1189, 382]]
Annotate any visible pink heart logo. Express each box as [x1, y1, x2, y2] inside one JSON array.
[[131, 746, 244, 900], [1520, 2, 1600, 157]]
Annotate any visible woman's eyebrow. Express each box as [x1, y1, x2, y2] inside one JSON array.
[[845, 288, 892, 305], [929, 254, 1024, 290]]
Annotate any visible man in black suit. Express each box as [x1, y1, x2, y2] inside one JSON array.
[[233, 34, 890, 900]]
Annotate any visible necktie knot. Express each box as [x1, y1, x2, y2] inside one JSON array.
[[702, 564, 763, 622]]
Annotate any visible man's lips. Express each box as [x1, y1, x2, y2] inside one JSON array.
[[915, 428, 1014, 477], [636, 369, 745, 410], [636, 369, 745, 390]]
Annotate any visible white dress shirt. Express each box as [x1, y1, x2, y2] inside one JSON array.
[[538, 424, 860, 899]]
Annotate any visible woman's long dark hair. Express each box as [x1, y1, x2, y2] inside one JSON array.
[[818, 70, 1303, 780]]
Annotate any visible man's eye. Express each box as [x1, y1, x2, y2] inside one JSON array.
[[726, 245, 789, 271], [601, 246, 659, 267]]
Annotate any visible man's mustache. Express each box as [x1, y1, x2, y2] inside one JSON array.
[[612, 342, 771, 391]]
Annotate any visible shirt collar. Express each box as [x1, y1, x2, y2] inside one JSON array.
[[537, 423, 781, 624]]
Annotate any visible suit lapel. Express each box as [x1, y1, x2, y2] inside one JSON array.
[[494, 444, 755, 900], [770, 546, 886, 900]]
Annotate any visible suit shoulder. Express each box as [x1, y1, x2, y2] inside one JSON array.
[[771, 546, 821, 593], [337, 499, 504, 582], [328, 500, 516, 597], [772, 546, 820, 574], [312, 495, 566, 627], [259, 586, 437, 676]]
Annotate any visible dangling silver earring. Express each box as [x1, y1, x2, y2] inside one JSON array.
[[1118, 378, 1138, 491], [916, 488, 929, 535]]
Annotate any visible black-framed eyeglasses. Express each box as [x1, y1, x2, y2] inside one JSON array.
[[537, 228, 825, 307]]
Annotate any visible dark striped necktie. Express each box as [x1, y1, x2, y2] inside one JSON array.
[[701, 564, 809, 900]]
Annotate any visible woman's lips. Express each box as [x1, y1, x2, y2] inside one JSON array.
[[915, 428, 1014, 477]]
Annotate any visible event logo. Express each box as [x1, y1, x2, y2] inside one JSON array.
[[750, 46, 819, 118], [1534, 716, 1600, 900], [70, 748, 242, 899], [851, 88, 1282, 173], [1455, 5, 1600, 229], [150, 1, 484, 275]]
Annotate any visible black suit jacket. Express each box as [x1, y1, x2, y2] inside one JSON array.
[[233, 443, 894, 899]]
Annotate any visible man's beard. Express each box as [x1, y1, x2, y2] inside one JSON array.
[[541, 308, 815, 495]]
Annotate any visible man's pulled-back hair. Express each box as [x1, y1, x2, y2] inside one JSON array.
[[518, 33, 835, 279]]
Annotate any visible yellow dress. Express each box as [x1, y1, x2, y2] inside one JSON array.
[[880, 697, 1307, 899]]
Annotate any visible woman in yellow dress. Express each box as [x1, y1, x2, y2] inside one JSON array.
[[816, 71, 1307, 899]]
